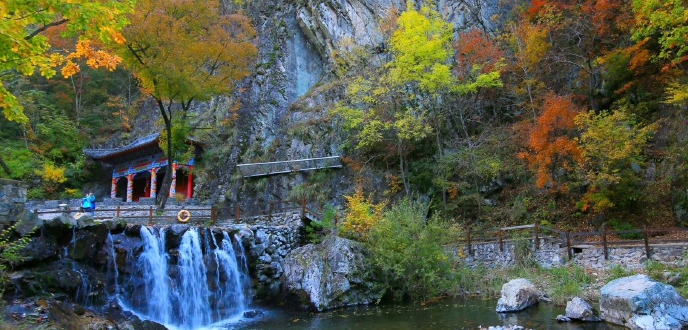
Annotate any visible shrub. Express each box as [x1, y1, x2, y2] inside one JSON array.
[[339, 189, 385, 241], [305, 205, 336, 244], [365, 198, 461, 301], [547, 265, 592, 304]]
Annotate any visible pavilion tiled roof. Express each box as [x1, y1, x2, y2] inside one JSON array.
[[83, 133, 160, 161]]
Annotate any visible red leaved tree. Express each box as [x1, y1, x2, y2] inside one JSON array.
[[519, 94, 583, 191]]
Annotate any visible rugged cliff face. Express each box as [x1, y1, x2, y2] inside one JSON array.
[[192, 0, 510, 205]]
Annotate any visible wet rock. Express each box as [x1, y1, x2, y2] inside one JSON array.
[[496, 278, 539, 312], [243, 310, 263, 318], [20, 236, 60, 265], [600, 274, 688, 330], [556, 314, 572, 322], [565, 297, 600, 322], [283, 236, 384, 311]]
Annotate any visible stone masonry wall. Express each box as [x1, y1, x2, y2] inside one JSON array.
[[449, 238, 688, 270], [235, 212, 304, 298], [449, 237, 564, 269]]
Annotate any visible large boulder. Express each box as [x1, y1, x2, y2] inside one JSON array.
[[496, 278, 539, 312], [566, 297, 601, 322], [600, 274, 688, 330], [282, 236, 384, 311]]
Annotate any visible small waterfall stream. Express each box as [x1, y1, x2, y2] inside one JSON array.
[[114, 226, 249, 330]]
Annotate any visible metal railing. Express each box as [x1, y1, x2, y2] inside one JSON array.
[[236, 156, 342, 178]]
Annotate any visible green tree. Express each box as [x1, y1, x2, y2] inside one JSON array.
[[118, 0, 257, 208], [365, 198, 460, 301], [633, 0, 688, 63]]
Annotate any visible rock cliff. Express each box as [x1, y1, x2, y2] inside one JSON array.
[[193, 0, 511, 205]]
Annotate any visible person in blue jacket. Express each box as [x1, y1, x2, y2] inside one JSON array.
[[81, 192, 96, 216]]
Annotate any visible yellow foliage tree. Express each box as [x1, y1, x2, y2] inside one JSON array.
[[575, 107, 657, 212], [339, 189, 386, 241]]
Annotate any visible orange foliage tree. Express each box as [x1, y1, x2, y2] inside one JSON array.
[[519, 94, 583, 191], [117, 0, 257, 208]]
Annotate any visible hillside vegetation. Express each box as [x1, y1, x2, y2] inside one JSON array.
[[1, 0, 687, 232]]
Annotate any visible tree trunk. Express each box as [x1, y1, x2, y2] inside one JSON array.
[[155, 98, 174, 210], [0, 155, 11, 176]]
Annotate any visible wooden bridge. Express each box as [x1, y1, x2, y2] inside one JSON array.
[[236, 156, 342, 178]]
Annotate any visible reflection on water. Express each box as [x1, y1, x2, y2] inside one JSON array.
[[230, 298, 625, 330]]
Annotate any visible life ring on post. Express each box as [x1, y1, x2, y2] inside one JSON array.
[[177, 209, 191, 223]]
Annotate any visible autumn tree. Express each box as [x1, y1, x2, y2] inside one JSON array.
[[0, 0, 132, 176], [519, 94, 583, 191], [0, 0, 133, 123], [575, 105, 656, 212], [118, 0, 257, 208], [337, 3, 502, 203]]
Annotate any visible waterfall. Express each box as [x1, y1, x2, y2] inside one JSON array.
[[115, 226, 249, 330]]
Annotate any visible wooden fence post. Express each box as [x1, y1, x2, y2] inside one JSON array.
[[534, 223, 540, 250], [498, 229, 503, 252], [236, 205, 241, 224], [268, 202, 273, 222], [148, 206, 153, 226], [467, 228, 472, 256], [301, 198, 306, 219], [567, 231, 572, 260], [644, 226, 651, 259], [211, 206, 216, 226], [602, 226, 608, 260], [116, 205, 121, 218]]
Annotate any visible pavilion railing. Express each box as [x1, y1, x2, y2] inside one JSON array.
[[33, 199, 322, 227]]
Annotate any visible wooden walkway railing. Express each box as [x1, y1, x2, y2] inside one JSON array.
[[463, 224, 688, 260], [34, 199, 323, 227], [236, 156, 343, 178]]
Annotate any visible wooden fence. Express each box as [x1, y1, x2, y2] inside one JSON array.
[[464, 224, 688, 260], [33, 199, 322, 227]]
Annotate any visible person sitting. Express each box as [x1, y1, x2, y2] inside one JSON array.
[[81, 192, 96, 216]]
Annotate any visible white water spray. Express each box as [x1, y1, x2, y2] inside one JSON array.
[[115, 226, 249, 330]]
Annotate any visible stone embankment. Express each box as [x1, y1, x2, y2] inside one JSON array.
[[451, 237, 688, 270]]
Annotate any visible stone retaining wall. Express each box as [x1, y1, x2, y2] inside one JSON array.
[[246, 220, 303, 297], [572, 245, 688, 269], [450, 238, 688, 270], [449, 237, 564, 269]]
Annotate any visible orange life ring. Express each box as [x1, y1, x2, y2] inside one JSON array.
[[177, 209, 191, 223]]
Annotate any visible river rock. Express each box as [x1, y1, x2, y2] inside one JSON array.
[[282, 236, 384, 311], [565, 297, 600, 322], [496, 278, 539, 312], [600, 274, 688, 330]]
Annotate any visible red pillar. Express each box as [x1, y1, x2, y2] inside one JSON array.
[[186, 166, 194, 199], [169, 163, 177, 197], [126, 174, 134, 203], [110, 177, 117, 198], [150, 168, 157, 198]]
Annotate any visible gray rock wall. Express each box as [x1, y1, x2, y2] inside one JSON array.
[[0, 179, 27, 223]]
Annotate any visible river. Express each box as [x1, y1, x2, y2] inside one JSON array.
[[226, 298, 625, 330]]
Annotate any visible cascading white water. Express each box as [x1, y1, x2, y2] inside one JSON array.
[[115, 226, 249, 330]]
